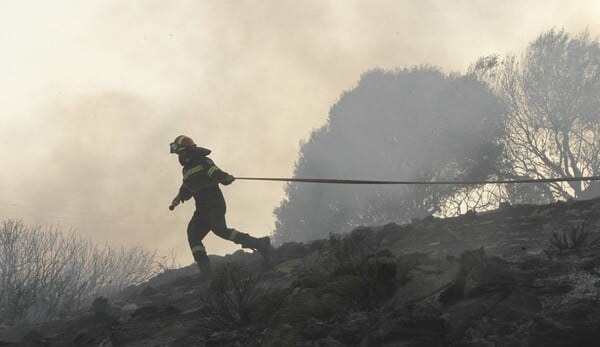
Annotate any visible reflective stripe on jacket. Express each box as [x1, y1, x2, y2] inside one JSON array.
[[177, 147, 230, 205]]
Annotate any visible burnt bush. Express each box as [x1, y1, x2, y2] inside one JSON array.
[[548, 221, 600, 252], [200, 261, 264, 326], [328, 228, 396, 308], [329, 228, 380, 278]]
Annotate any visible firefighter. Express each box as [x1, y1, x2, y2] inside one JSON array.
[[168, 135, 270, 277]]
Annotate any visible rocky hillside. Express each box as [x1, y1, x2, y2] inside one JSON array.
[[2, 198, 600, 346]]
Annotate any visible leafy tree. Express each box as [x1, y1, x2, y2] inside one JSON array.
[[471, 29, 600, 201], [274, 67, 504, 243]]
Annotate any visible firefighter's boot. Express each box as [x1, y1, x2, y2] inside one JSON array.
[[230, 229, 271, 258], [193, 250, 212, 281]]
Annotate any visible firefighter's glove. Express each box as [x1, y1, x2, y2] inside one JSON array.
[[222, 175, 235, 185]]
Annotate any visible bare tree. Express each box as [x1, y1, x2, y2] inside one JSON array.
[[471, 29, 600, 201]]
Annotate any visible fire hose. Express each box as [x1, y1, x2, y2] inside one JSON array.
[[169, 175, 600, 210]]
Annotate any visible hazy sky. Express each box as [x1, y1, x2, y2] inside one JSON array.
[[1, 0, 598, 264]]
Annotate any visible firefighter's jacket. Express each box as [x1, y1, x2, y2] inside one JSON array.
[[177, 147, 230, 207]]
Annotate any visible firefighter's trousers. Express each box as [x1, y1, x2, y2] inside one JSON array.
[[187, 198, 265, 274]]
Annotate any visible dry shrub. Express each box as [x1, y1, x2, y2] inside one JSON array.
[[328, 228, 396, 309], [0, 219, 161, 324], [549, 221, 600, 252], [329, 228, 380, 277], [201, 261, 263, 325]]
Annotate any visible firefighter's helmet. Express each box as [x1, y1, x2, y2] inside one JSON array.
[[170, 135, 196, 153]]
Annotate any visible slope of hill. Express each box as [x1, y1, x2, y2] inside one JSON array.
[[2, 197, 600, 346]]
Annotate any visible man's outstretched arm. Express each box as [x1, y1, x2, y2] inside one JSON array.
[[206, 158, 235, 185]]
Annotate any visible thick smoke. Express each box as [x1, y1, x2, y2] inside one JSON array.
[[1, 1, 598, 263], [274, 67, 504, 243]]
